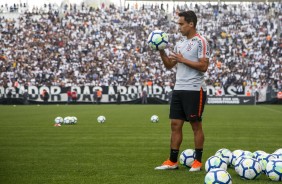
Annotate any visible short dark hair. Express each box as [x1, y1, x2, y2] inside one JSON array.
[[178, 10, 197, 28]]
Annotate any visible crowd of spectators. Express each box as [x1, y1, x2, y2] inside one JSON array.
[[0, 2, 281, 94]]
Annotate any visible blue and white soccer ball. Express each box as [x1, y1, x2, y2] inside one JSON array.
[[55, 116, 63, 124], [273, 148, 282, 155], [68, 116, 75, 124], [204, 168, 232, 184], [244, 150, 254, 158], [266, 159, 282, 181], [236, 158, 262, 180], [63, 116, 72, 124], [253, 150, 267, 159], [272, 154, 282, 160], [257, 154, 276, 173], [205, 155, 228, 172], [234, 155, 253, 173], [97, 115, 106, 123], [72, 116, 77, 124], [229, 149, 245, 167], [150, 115, 159, 123], [272, 149, 282, 160], [179, 149, 195, 167], [215, 148, 232, 165], [147, 30, 168, 51]]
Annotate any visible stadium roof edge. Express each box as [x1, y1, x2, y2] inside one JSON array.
[[124, 0, 280, 2]]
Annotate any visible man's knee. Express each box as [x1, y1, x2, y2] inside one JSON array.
[[190, 122, 203, 132], [171, 119, 183, 131]]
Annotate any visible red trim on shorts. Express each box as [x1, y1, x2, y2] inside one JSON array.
[[198, 88, 203, 117]]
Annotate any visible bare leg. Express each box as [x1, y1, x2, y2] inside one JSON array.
[[170, 119, 184, 149], [190, 122, 204, 149]]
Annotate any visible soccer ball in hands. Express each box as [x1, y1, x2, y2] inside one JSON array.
[[205, 155, 228, 172], [150, 115, 159, 123], [236, 158, 262, 180], [204, 168, 232, 184], [147, 30, 168, 51], [97, 116, 106, 123], [179, 149, 195, 167], [266, 159, 282, 181]]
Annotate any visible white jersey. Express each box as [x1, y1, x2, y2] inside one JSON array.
[[173, 33, 210, 91]]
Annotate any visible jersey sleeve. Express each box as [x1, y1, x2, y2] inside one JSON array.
[[198, 36, 210, 59]]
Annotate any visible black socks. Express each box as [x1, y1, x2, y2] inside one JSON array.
[[195, 148, 203, 162], [170, 149, 179, 162]]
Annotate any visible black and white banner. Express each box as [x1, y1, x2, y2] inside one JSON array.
[[207, 96, 256, 105], [0, 85, 264, 104]]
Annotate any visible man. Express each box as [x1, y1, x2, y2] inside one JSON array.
[[23, 90, 29, 105], [116, 91, 121, 104], [71, 89, 77, 103], [155, 10, 210, 172], [141, 89, 148, 104], [42, 89, 49, 104], [96, 89, 102, 104], [93, 89, 98, 104], [6, 89, 12, 104], [67, 89, 72, 104]]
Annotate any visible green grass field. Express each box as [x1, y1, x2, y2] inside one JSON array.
[[0, 104, 281, 184]]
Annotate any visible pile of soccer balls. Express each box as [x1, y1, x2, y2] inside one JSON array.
[[54, 116, 77, 126], [179, 148, 282, 183]]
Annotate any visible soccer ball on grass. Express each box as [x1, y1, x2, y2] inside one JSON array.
[[205, 155, 228, 172], [266, 159, 282, 181], [234, 155, 253, 173], [236, 158, 262, 180], [215, 148, 232, 165], [179, 149, 195, 167], [97, 116, 106, 123], [150, 115, 159, 123], [229, 149, 245, 167], [204, 168, 232, 184], [63, 116, 72, 124], [54, 117, 63, 124], [253, 150, 267, 159], [257, 154, 276, 173]]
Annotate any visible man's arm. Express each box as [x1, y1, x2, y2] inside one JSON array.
[[159, 50, 177, 69], [169, 52, 209, 72]]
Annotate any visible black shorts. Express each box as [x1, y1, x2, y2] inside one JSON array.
[[169, 89, 206, 122]]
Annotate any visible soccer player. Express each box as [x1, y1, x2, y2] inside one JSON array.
[[155, 10, 210, 171]]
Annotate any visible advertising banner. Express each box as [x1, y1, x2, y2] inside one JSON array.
[[206, 96, 256, 105], [0, 85, 263, 104]]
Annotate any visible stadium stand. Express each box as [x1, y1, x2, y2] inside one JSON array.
[[0, 1, 281, 103]]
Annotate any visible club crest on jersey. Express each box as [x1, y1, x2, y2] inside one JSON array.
[[186, 41, 195, 51]]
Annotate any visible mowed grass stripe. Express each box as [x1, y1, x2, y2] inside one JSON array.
[[0, 105, 281, 184]]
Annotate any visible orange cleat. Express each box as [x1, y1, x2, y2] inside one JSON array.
[[155, 159, 178, 170], [189, 160, 202, 172]]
